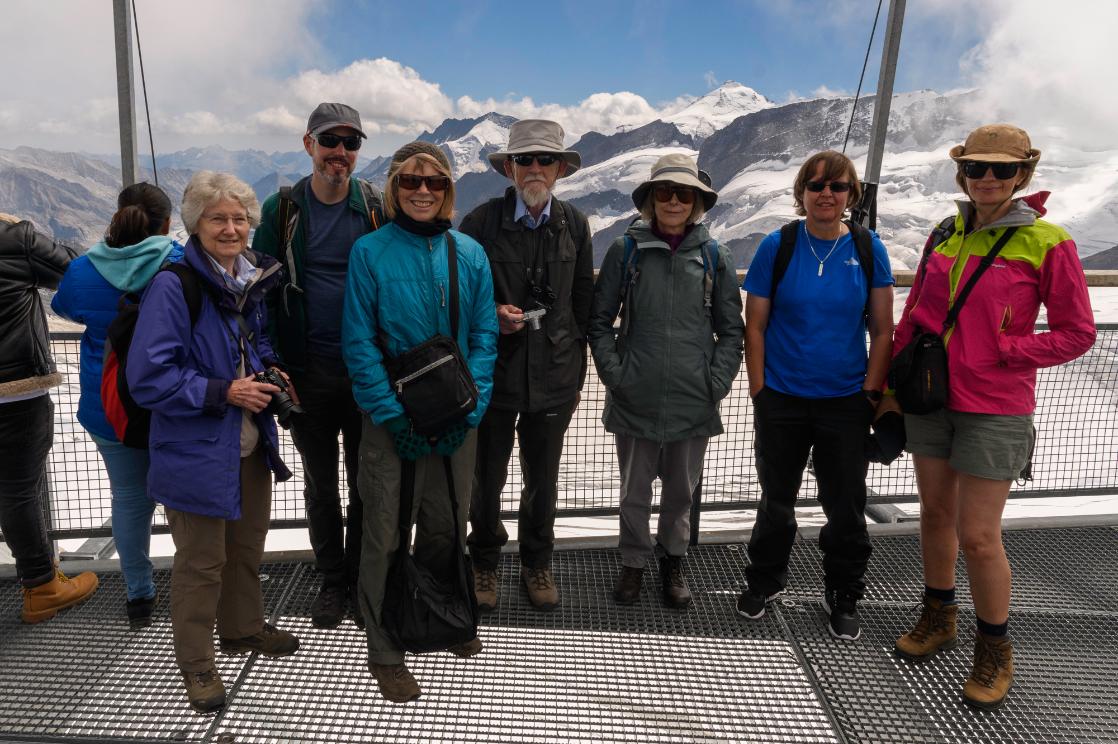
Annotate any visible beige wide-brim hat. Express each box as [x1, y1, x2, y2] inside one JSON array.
[[949, 123, 1041, 164], [631, 153, 718, 212], [487, 119, 581, 177]]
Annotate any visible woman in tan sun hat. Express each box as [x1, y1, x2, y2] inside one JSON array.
[[888, 124, 1095, 709], [588, 152, 744, 611]]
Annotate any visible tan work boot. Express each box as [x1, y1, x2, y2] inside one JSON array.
[[22, 568, 99, 624], [963, 634, 1014, 709], [895, 598, 958, 660], [473, 567, 498, 613], [521, 566, 560, 611], [448, 636, 484, 658], [370, 662, 421, 703], [219, 622, 300, 657], [182, 667, 226, 713]]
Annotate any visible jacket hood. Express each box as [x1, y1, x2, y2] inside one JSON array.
[[624, 219, 712, 249], [183, 237, 283, 313], [86, 235, 178, 292], [954, 191, 1050, 231]]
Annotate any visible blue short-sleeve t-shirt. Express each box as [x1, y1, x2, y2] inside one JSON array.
[[742, 223, 894, 398]]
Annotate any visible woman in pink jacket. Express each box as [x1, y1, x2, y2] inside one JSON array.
[[888, 124, 1095, 709]]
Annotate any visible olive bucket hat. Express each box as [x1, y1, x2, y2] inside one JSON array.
[[631, 153, 719, 212], [487, 119, 581, 176], [949, 124, 1040, 164]]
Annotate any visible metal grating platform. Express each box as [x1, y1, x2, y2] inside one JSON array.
[[1, 527, 1116, 743]]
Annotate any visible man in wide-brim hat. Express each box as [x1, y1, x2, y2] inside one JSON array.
[[460, 119, 594, 614]]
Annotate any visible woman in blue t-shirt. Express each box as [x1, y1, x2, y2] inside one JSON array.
[[736, 150, 894, 641]]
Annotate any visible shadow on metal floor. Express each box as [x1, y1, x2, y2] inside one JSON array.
[[1, 526, 1116, 743]]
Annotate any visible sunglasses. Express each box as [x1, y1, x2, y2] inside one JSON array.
[[396, 173, 451, 192], [511, 153, 561, 167], [805, 180, 853, 193], [962, 161, 1022, 180], [313, 133, 362, 151], [652, 185, 696, 205]]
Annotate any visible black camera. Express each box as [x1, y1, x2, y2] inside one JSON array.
[[254, 368, 303, 429]]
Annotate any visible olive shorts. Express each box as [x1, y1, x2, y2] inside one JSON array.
[[904, 409, 1035, 481]]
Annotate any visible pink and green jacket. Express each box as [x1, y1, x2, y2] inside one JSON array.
[[893, 192, 1095, 415]]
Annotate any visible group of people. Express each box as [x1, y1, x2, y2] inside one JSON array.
[[0, 103, 1094, 715]]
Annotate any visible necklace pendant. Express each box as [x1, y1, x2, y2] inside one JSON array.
[[817, 262, 824, 277]]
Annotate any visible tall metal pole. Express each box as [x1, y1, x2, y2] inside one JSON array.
[[113, 0, 140, 187], [863, 0, 906, 184]]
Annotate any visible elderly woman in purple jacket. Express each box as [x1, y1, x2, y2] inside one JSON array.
[[127, 171, 296, 714]]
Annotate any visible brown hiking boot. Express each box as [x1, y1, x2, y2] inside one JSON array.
[[658, 555, 692, 609], [370, 662, 421, 703], [448, 636, 484, 658], [963, 634, 1014, 709], [521, 566, 560, 611], [181, 667, 226, 713], [895, 598, 959, 660], [219, 622, 300, 657], [22, 568, 99, 624], [473, 567, 498, 613], [613, 566, 643, 605]]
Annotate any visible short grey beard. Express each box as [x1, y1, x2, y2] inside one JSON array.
[[518, 182, 552, 210], [316, 160, 349, 187]]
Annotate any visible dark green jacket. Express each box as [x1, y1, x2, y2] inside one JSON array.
[[588, 221, 744, 442], [252, 176, 384, 372]]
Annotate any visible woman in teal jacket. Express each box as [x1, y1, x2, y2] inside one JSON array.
[[342, 141, 497, 703]]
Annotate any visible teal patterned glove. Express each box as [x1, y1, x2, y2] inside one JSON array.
[[385, 416, 430, 461], [433, 420, 469, 457]]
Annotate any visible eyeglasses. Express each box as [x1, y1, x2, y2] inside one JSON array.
[[962, 161, 1022, 180], [313, 133, 362, 151], [652, 185, 696, 204], [203, 214, 249, 228], [805, 180, 853, 193], [396, 173, 451, 192], [511, 154, 561, 167]]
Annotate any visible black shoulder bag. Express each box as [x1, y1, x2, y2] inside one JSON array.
[[890, 225, 1018, 414], [382, 456, 479, 653]]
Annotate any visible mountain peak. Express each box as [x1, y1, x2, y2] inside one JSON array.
[[665, 82, 773, 141]]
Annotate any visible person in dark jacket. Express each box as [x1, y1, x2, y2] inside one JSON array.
[[0, 213, 98, 624], [52, 183, 182, 629], [253, 102, 385, 630], [588, 154, 744, 609], [459, 119, 593, 612], [126, 171, 297, 714]]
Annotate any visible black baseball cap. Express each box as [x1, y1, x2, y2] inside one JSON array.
[[307, 102, 366, 138]]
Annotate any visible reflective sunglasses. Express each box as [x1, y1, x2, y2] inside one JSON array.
[[805, 180, 853, 193], [396, 173, 451, 192], [511, 153, 561, 167], [652, 185, 697, 204], [312, 132, 362, 151], [962, 161, 1022, 180]]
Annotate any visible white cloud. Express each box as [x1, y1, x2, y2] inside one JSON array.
[[704, 71, 719, 89], [457, 91, 663, 141]]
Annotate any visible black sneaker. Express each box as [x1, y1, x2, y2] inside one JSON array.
[[736, 587, 784, 620], [126, 593, 156, 630], [823, 590, 861, 640], [311, 584, 346, 629]]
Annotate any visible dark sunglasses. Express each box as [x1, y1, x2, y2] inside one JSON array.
[[962, 161, 1022, 180], [313, 132, 362, 151], [511, 153, 561, 167], [805, 180, 853, 193], [652, 185, 696, 205], [396, 173, 451, 192]]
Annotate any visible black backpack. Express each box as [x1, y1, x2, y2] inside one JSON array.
[[771, 219, 875, 317]]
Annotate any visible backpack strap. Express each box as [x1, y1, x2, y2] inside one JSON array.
[[163, 262, 206, 326], [909, 215, 959, 309], [771, 221, 800, 307], [276, 186, 296, 279], [617, 235, 640, 338], [357, 179, 385, 231], [845, 219, 875, 319], [700, 238, 718, 311]]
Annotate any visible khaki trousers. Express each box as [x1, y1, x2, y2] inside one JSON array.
[[166, 446, 272, 673]]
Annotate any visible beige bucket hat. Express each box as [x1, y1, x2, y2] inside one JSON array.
[[631, 153, 718, 211], [949, 123, 1041, 164], [487, 119, 581, 176]]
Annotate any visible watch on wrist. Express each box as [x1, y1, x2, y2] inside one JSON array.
[[863, 388, 883, 403]]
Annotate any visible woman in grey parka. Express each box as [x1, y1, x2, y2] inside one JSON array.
[[588, 153, 744, 609]]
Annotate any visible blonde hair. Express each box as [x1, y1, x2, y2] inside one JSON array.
[[383, 153, 456, 222], [181, 170, 260, 234]]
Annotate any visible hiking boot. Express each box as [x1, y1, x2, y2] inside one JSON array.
[[736, 586, 784, 620], [181, 667, 225, 713], [348, 585, 365, 630], [473, 567, 498, 613], [126, 593, 156, 630], [658, 555, 692, 609], [219, 622, 300, 657], [311, 584, 346, 629], [521, 566, 560, 611], [21, 568, 99, 624], [613, 566, 643, 605], [369, 662, 421, 703], [895, 597, 959, 660], [448, 636, 484, 658], [963, 634, 1014, 710], [823, 589, 862, 641]]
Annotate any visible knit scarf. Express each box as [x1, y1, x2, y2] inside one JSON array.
[[393, 211, 452, 237]]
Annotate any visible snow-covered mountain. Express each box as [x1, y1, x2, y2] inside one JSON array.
[[664, 81, 773, 141]]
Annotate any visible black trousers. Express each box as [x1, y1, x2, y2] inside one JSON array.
[[468, 399, 576, 571], [289, 360, 363, 588], [0, 395, 55, 586], [746, 389, 872, 598]]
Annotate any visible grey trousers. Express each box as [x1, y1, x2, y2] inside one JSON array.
[[356, 418, 477, 666], [615, 434, 708, 568]]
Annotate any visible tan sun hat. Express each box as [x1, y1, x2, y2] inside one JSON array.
[[631, 153, 718, 212], [487, 119, 581, 177], [949, 124, 1040, 164]]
